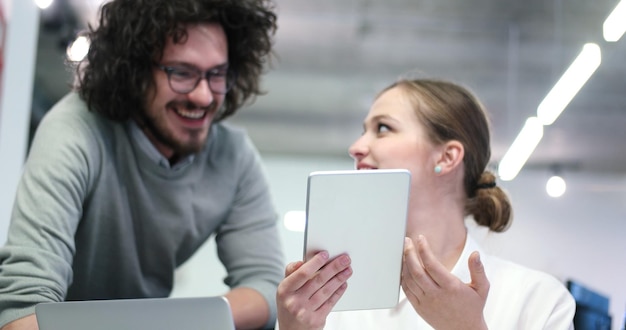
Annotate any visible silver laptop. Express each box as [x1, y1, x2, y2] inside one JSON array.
[[35, 296, 235, 330]]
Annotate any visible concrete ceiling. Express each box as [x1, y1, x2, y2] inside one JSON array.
[[33, 0, 626, 178]]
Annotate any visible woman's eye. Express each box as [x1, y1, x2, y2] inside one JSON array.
[[377, 123, 391, 133]]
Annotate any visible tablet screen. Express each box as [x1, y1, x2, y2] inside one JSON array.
[[303, 169, 411, 311]]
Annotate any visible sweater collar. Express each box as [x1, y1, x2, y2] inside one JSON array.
[[126, 120, 195, 171], [450, 233, 485, 283]]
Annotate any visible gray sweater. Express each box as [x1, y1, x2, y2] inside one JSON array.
[[0, 93, 284, 328]]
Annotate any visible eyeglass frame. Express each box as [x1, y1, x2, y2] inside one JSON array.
[[155, 63, 237, 95]]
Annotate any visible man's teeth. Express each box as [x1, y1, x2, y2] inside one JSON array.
[[175, 108, 206, 119]]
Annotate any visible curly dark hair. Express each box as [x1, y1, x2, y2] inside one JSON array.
[[73, 0, 277, 122]]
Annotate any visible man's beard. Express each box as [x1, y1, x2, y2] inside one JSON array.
[[138, 100, 216, 158]]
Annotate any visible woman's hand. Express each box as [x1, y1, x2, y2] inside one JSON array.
[[276, 251, 352, 330], [401, 235, 490, 330]]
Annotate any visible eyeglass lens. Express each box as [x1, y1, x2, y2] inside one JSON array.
[[164, 66, 234, 94]]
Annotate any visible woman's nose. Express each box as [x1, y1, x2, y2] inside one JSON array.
[[348, 135, 368, 160]]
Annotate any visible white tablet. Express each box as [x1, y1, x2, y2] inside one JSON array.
[[303, 169, 411, 311]]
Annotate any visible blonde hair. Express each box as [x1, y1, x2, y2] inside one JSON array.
[[382, 79, 512, 232]]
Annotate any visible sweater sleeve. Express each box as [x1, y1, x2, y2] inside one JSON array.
[[0, 97, 97, 327], [214, 133, 285, 329]]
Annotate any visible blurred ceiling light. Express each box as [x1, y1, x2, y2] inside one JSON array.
[[537, 43, 601, 126], [546, 175, 567, 198], [498, 117, 543, 181], [66, 36, 90, 62], [283, 210, 306, 232], [35, 0, 54, 10], [603, 0, 626, 42]]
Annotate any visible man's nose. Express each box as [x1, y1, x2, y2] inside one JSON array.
[[186, 78, 215, 108]]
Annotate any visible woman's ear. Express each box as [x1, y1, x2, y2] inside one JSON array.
[[434, 140, 464, 175]]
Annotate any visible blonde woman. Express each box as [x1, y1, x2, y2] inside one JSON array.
[[276, 78, 575, 330]]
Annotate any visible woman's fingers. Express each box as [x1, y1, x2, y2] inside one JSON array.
[[281, 251, 330, 291], [278, 251, 352, 309], [467, 251, 490, 299], [285, 261, 304, 277], [415, 235, 454, 287], [402, 237, 431, 299], [276, 252, 353, 330], [307, 256, 353, 310], [316, 282, 349, 316]]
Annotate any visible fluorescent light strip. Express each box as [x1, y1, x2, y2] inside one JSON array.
[[498, 117, 544, 181], [499, 4, 615, 181], [536, 43, 601, 126], [604, 0, 626, 42]]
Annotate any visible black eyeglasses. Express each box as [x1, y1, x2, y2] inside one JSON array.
[[156, 64, 236, 94]]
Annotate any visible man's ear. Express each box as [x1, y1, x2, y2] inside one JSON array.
[[434, 140, 464, 175]]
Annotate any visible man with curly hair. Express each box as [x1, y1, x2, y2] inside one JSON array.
[[0, 0, 284, 329]]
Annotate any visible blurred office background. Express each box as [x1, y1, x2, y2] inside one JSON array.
[[0, 0, 625, 328]]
